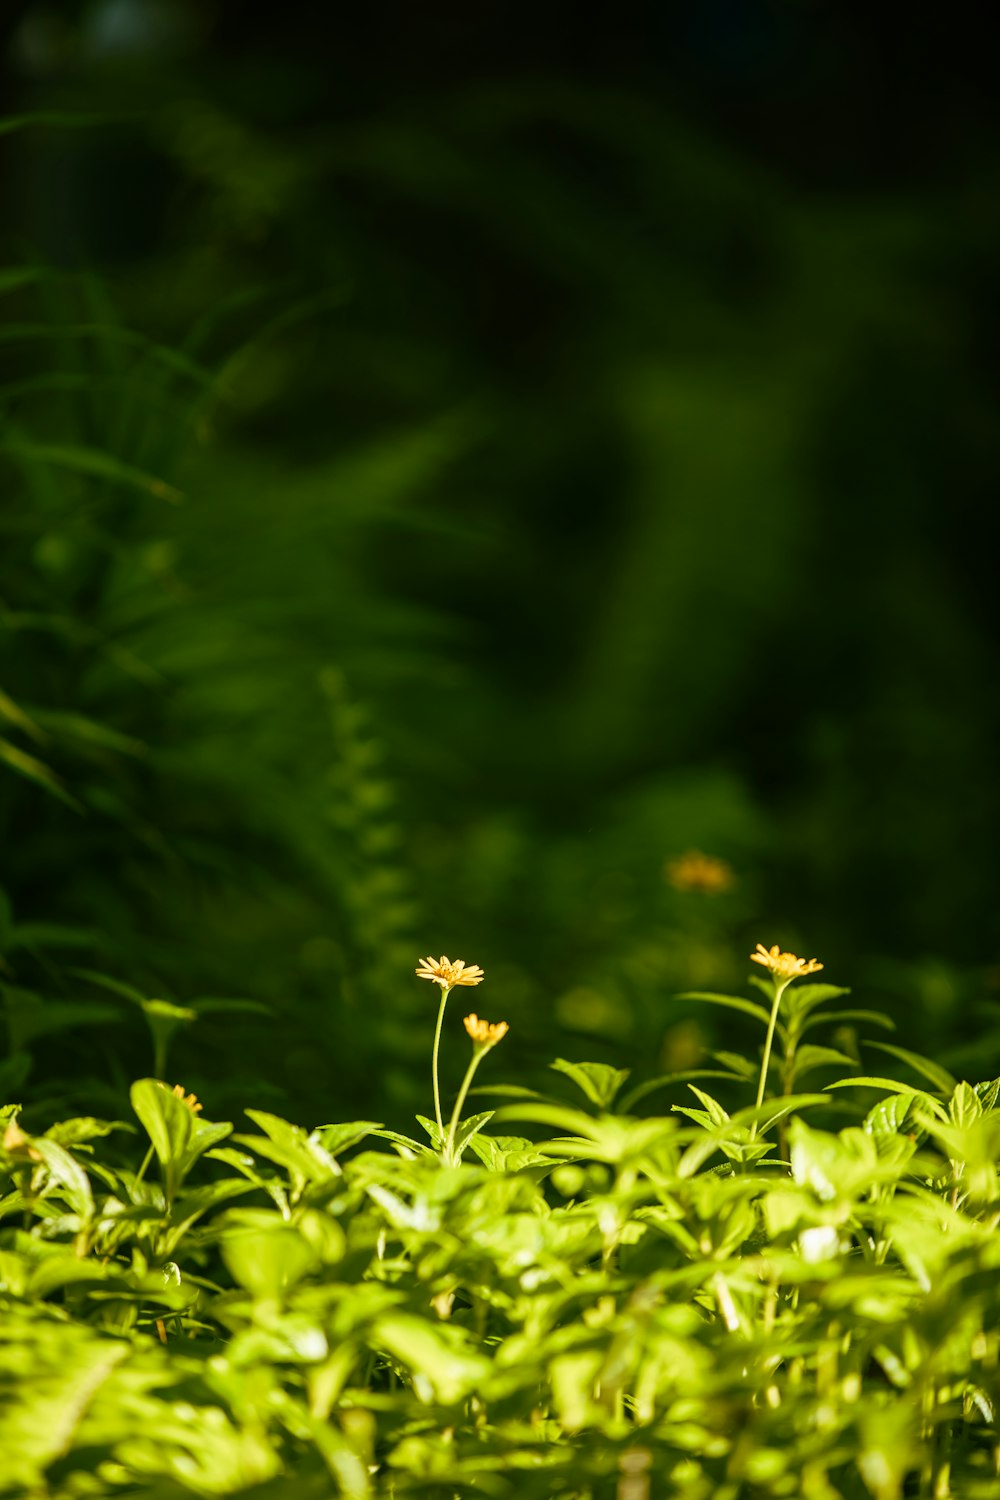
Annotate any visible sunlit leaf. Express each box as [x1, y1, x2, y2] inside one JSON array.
[[0, 736, 82, 810]]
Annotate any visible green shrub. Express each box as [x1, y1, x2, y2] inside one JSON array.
[[3, 945, 999, 1498]]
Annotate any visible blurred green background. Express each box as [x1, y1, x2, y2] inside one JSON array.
[[1, 0, 998, 1127]]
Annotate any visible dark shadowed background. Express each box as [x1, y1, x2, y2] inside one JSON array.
[[2, 0, 998, 1128]]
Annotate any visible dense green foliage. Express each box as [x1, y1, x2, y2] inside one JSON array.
[[4, 958, 1000, 1498]]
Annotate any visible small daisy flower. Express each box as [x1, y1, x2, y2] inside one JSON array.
[[463, 1013, 509, 1048], [416, 955, 485, 990], [750, 944, 824, 982]]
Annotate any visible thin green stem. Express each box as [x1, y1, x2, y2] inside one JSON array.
[[752, 979, 789, 1139], [431, 985, 452, 1136], [133, 1143, 154, 1189], [444, 1049, 486, 1165]]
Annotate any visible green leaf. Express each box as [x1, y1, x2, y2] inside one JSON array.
[[130, 1079, 194, 1191], [30, 1138, 93, 1219], [491, 1101, 610, 1141], [44, 1117, 132, 1146], [467, 1082, 550, 1100], [619, 1069, 747, 1112], [0, 323, 214, 386], [220, 1218, 318, 1299], [160, 1179, 255, 1256], [415, 1113, 445, 1150], [975, 1077, 1000, 1112], [550, 1059, 631, 1109], [685, 1085, 730, 1125], [69, 969, 147, 1006], [316, 1121, 382, 1156], [800, 1008, 896, 1034], [240, 1110, 342, 1189], [449, 1109, 495, 1163], [0, 441, 182, 502], [187, 997, 272, 1016], [676, 990, 772, 1025], [366, 1127, 434, 1157], [25, 708, 146, 758], [372, 1312, 491, 1404], [28, 1256, 120, 1300], [5, 922, 101, 954], [866, 1043, 956, 1093], [0, 1331, 128, 1488], [826, 1077, 949, 1121], [782, 983, 852, 1026], [2, 990, 120, 1050], [0, 111, 118, 136], [786, 1044, 859, 1082], [141, 998, 197, 1071], [710, 1051, 757, 1079], [730, 1093, 831, 1130], [0, 686, 44, 742], [864, 1092, 920, 1137], [949, 1081, 982, 1129], [0, 737, 82, 811], [0, 266, 45, 293], [467, 1133, 553, 1172]]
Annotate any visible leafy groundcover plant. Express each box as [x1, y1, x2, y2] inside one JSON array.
[[2, 946, 1000, 1500]]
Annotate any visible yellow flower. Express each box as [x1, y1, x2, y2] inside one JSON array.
[[750, 943, 824, 982], [665, 850, 735, 894], [463, 1013, 509, 1047], [158, 1082, 203, 1114], [416, 955, 485, 990]]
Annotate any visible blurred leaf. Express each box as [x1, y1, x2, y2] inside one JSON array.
[[0, 112, 117, 136], [550, 1059, 631, 1109], [69, 969, 147, 1006], [676, 991, 771, 1025], [827, 1077, 949, 1121], [0, 687, 44, 743], [26, 709, 146, 758], [0, 441, 182, 503], [220, 1218, 318, 1299], [0, 737, 82, 811], [866, 1042, 957, 1093], [372, 1312, 491, 1404]]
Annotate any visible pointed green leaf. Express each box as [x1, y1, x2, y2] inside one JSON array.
[[826, 1077, 949, 1121], [130, 1078, 194, 1170], [866, 1043, 956, 1093], [950, 1081, 982, 1129], [0, 737, 82, 811], [450, 1109, 495, 1162], [676, 990, 771, 1025], [30, 1138, 93, 1219], [0, 442, 181, 502], [0, 687, 44, 742], [550, 1059, 631, 1109], [316, 1121, 382, 1156]]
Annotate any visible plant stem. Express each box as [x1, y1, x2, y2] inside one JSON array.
[[752, 979, 789, 1137], [134, 1143, 154, 1189], [431, 985, 451, 1136], [444, 1051, 485, 1165]]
